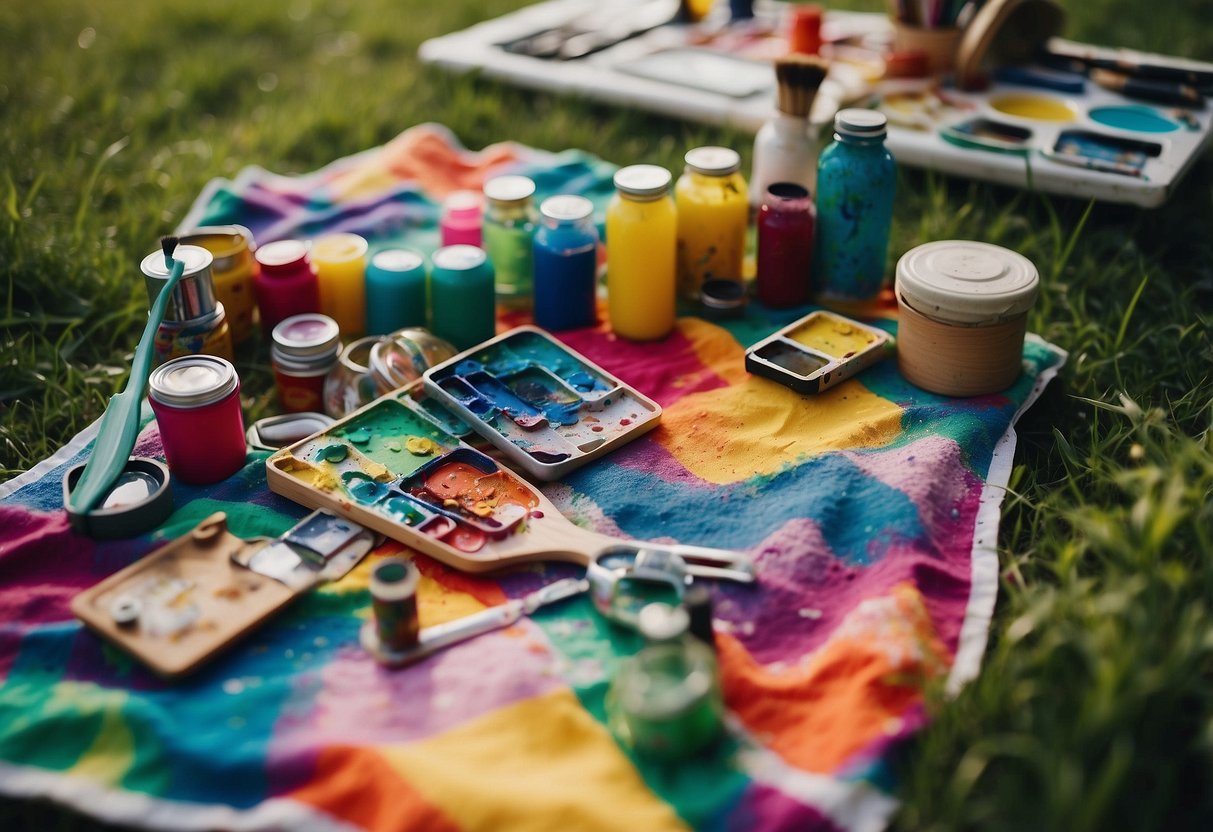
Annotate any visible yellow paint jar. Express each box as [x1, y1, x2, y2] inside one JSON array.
[[606, 165, 677, 341], [312, 232, 369, 337], [895, 241, 1039, 397], [179, 225, 257, 344], [675, 147, 748, 301]]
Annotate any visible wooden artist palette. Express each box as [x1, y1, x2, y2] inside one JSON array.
[[422, 326, 661, 482], [745, 310, 893, 395]]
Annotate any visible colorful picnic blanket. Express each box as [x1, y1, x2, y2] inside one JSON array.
[[0, 124, 1065, 831]]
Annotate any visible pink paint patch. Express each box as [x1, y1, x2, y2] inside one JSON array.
[[269, 623, 566, 764], [130, 422, 165, 459], [730, 783, 844, 832], [601, 437, 719, 489]]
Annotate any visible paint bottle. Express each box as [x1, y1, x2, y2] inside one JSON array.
[[179, 226, 258, 344], [148, 355, 246, 485], [323, 335, 383, 418], [140, 244, 234, 366], [605, 165, 677, 341], [813, 109, 896, 302], [532, 195, 599, 332], [429, 245, 496, 351], [369, 557, 421, 653], [365, 248, 427, 335], [271, 313, 341, 413], [440, 190, 483, 248], [482, 175, 537, 310], [606, 602, 723, 759], [675, 147, 748, 301], [756, 182, 815, 308], [254, 240, 320, 335], [312, 232, 369, 337], [894, 240, 1039, 397]]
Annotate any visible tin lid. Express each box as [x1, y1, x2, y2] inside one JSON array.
[[149, 355, 238, 408], [312, 232, 369, 264], [271, 313, 341, 359], [895, 240, 1039, 325], [432, 245, 487, 272], [834, 108, 888, 139], [613, 164, 672, 199], [638, 602, 691, 643], [370, 248, 425, 273], [700, 278, 747, 317], [539, 195, 594, 223], [140, 244, 217, 321], [178, 225, 255, 274], [255, 239, 311, 271], [684, 146, 741, 176], [483, 175, 536, 205]]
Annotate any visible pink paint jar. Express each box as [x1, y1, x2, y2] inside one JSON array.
[[440, 190, 483, 248], [271, 313, 341, 413], [254, 239, 320, 335], [149, 356, 247, 484]]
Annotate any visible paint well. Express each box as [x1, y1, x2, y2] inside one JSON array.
[[1088, 105, 1179, 134], [786, 313, 878, 358], [754, 341, 829, 377], [990, 94, 1076, 122], [331, 400, 456, 477]]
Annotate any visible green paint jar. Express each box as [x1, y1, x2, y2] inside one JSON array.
[[482, 175, 536, 310], [429, 245, 496, 352]]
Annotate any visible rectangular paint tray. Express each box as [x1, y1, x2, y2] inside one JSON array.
[[745, 310, 893, 395], [422, 326, 661, 481]]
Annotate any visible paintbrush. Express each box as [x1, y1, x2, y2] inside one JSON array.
[[1046, 39, 1213, 92], [750, 54, 830, 205], [774, 53, 829, 119], [1091, 68, 1205, 109], [68, 236, 185, 514]]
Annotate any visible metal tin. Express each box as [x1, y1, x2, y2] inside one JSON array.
[[613, 165, 672, 201], [699, 278, 747, 318], [149, 355, 238, 408], [684, 146, 742, 177], [178, 225, 257, 343], [140, 244, 217, 322], [270, 314, 341, 373]]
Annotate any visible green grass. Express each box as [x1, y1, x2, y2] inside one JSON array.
[[2, 0, 1213, 829]]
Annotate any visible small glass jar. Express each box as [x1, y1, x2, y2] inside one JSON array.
[[756, 182, 815, 308], [440, 190, 483, 248], [148, 355, 246, 484], [482, 175, 537, 309], [271, 313, 341, 413], [368, 327, 458, 394], [533, 195, 599, 331], [430, 245, 496, 351], [675, 147, 749, 300], [323, 335, 383, 418], [606, 165, 677, 341], [254, 240, 320, 335], [365, 248, 427, 335]]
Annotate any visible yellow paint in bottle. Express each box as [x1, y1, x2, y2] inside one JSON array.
[[606, 165, 677, 341]]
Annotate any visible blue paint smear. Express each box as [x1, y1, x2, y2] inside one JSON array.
[[566, 453, 925, 565]]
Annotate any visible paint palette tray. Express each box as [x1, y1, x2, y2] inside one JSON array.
[[422, 326, 661, 481], [745, 310, 893, 394]]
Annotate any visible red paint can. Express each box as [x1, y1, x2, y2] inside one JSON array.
[[271, 313, 341, 413], [148, 356, 247, 484]]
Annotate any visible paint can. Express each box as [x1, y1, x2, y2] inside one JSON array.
[[429, 245, 496, 351], [271, 313, 341, 413], [440, 190, 483, 248], [369, 557, 421, 653], [178, 225, 258, 344], [148, 355, 247, 484], [140, 244, 234, 365], [253, 239, 320, 335], [895, 240, 1039, 397]]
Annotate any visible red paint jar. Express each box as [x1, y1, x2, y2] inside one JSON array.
[[756, 182, 815, 308], [148, 356, 247, 484], [788, 4, 823, 56], [254, 240, 320, 334], [271, 313, 341, 413]]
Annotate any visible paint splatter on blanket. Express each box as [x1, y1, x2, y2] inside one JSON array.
[[0, 124, 1065, 832]]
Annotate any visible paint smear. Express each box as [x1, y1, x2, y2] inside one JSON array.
[[990, 93, 1076, 122], [1088, 105, 1178, 134], [421, 461, 538, 519], [786, 313, 878, 358], [332, 400, 456, 477]]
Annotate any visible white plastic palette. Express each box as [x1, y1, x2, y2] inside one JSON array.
[[422, 326, 661, 481]]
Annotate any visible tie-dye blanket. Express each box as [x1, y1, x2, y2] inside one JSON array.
[[0, 124, 1065, 831]]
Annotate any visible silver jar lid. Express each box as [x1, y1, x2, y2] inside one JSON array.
[[370, 248, 425, 273], [149, 355, 238, 408], [539, 195, 594, 223], [834, 108, 887, 139], [271, 313, 341, 360], [431, 245, 487, 272], [896, 240, 1039, 326], [613, 165, 672, 200], [483, 175, 536, 205], [140, 244, 216, 322], [684, 146, 741, 176]]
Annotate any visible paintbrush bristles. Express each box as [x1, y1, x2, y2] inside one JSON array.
[[160, 235, 179, 267], [775, 54, 829, 118]]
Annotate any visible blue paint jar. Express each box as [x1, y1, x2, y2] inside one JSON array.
[[813, 109, 896, 302], [532, 195, 599, 331], [364, 248, 427, 335], [430, 245, 496, 351]]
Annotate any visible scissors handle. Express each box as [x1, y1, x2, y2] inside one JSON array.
[[660, 544, 755, 584]]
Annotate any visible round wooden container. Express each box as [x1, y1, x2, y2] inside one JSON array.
[[895, 241, 1039, 397]]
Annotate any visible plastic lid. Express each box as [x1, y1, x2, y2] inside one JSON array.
[[370, 248, 425, 273], [444, 190, 481, 212], [312, 232, 368, 263], [638, 602, 691, 642], [140, 244, 214, 279], [271, 313, 341, 358], [834, 108, 888, 138], [483, 175, 536, 204], [613, 164, 672, 199], [149, 355, 238, 408], [539, 195, 594, 223], [684, 146, 741, 176], [895, 240, 1039, 325], [432, 245, 487, 271], [255, 239, 310, 270]]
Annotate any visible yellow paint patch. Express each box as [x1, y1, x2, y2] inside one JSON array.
[[53, 683, 135, 786], [381, 689, 688, 832], [326, 548, 489, 627], [661, 320, 903, 484]]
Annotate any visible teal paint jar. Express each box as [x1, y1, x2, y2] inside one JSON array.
[[365, 248, 427, 335], [482, 175, 536, 310], [429, 245, 496, 352]]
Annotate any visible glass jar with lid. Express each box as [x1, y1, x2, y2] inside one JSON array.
[[605, 165, 677, 341], [482, 175, 537, 309], [674, 146, 749, 301], [533, 195, 599, 331]]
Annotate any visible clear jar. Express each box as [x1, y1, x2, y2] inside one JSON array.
[[606, 165, 677, 341], [482, 175, 537, 309], [323, 335, 383, 418], [675, 147, 749, 300]]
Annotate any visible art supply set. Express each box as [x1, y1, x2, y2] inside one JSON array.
[[421, 0, 1213, 206], [745, 309, 894, 394]]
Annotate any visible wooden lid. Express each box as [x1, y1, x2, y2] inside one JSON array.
[[954, 0, 1067, 91]]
